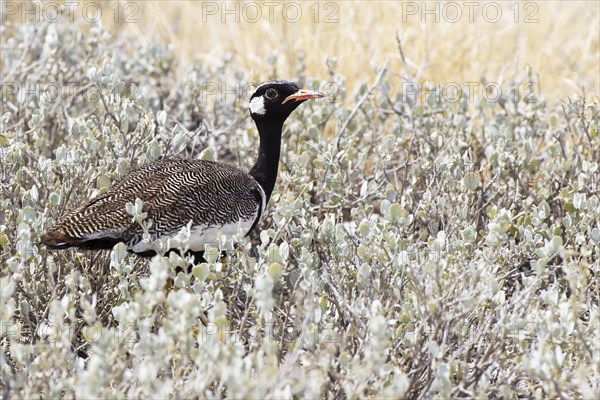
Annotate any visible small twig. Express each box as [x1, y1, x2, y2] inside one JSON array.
[[334, 60, 388, 153], [1, 34, 34, 84], [237, 290, 253, 341], [396, 31, 409, 70], [577, 94, 598, 161], [96, 82, 121, 128]]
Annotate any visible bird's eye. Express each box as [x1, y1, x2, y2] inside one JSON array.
[[265, 88, 278, 100]]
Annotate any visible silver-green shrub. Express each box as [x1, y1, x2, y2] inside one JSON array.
[[1, 22, 598, 399]]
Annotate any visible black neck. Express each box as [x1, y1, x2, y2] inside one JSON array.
[[249, 118, 284, 203]]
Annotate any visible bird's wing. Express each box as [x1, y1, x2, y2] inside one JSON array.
[[42, 159, 264, 249]]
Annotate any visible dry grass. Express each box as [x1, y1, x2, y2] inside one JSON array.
[[99, 0, 600, 101], [3, 1, 597, 101]]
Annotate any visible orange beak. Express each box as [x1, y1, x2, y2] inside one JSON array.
[[282, 89, 324, 104]]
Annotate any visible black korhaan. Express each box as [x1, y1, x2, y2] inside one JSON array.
[[42, 80, 323, 256]]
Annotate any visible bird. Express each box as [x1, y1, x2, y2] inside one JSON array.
[[41, 80, 323, 257]]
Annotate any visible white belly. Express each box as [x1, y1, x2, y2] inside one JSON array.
[[130, 217, 256, 253]]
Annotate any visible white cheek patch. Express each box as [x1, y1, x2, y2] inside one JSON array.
[[249, 96, 266, 115]]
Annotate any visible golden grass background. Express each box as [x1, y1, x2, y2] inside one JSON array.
[[4, 1, 600, 102], [105, 0, 599, 102]]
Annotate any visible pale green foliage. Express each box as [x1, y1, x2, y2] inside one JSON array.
[[1, 23, 599, 399]]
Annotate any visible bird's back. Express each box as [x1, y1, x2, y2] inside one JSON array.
[[42, 159, 266, 253]]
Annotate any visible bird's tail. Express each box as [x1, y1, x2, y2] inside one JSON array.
[[41, 224, 127, 251], [40, 230, 79, 249]]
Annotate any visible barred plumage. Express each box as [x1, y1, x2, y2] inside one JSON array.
[[42, 160, 265, 253], [42, 81, 323, 256]]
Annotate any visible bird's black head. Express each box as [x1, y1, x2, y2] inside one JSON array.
[[248, 80, 323, 124]]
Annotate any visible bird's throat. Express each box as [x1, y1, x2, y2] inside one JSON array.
[[249, 119, 284, 204]]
